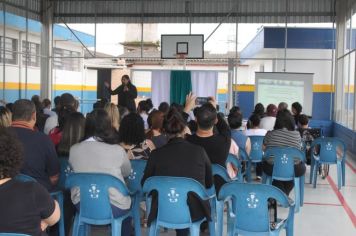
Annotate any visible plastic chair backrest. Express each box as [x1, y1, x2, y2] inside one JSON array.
[[212, 164, 230, 182], [142, 176, 209, 226], [65, 173, 130, 221], [218, 182, 290, 233], [311, 137, 346, 163], [226, 154, 242, 170], [264, 147, 305, 181], [0, 234, 31, 236], [14, 174, 36, 182], [59, 157, 73, 189], [126, 159, 147, 194], [249, 136, 265, 161]]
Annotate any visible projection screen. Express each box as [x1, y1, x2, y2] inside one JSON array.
[[255, 72, 314, 116]]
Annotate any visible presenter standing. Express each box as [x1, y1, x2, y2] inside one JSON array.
[[105, 74, 138, 112]]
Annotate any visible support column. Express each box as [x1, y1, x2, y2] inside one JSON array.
[[40, 0, 53, 99], [227, 58, 235, 111]]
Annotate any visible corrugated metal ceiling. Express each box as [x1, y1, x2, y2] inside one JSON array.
[[2, 0, 335, 24]]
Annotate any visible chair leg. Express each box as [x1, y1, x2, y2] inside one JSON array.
[[148, 221, 159, 236], [293, 178, 300, 213], [300, 175, 305, 206], [132, 196, 142, 236], [190, 223, 201, 236], [312, 163, 319, 188], [337, 161, 342, 190], [215, 200, 224, 236], [57, 192, 65, 236], [309, 157, 315, 184], [342, 160, 346, 186], [112, 219, 122, 236], [72, 214, 80, 236], [208, 219, 216, 236]]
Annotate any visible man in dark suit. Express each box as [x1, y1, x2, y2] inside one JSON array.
[[105, 74, 138, 112]]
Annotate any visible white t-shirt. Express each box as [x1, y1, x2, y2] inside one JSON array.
[[260, 116, 276, 131], [244, 128, 267, 137], [44, 114, 58, 134]]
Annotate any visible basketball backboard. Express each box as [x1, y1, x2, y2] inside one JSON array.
[[161, 34, 204, 59]]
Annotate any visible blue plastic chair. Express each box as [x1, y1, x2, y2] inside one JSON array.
[[0, 234, 31, 236], [15, 174, 65, 236], [226, 153, 244, 182], [310, 137, 346, 190], [65, 173, 133, 236], [262, 147, 305, 213], [211, 164, 237, 236], [125, 159, 147, 236], [218, 182, 295, 236], [58, 157, 73, 189], [142, 176, 215, 236], [248, 135, 265, 182]]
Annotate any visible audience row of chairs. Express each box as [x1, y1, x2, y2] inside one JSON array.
[[4, 136, 346, 236]]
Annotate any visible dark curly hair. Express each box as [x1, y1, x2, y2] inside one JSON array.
[[118, 113, 146, 145], [0, 128, 23, 179]]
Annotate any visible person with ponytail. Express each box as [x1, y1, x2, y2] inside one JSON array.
[[141, 109, 213, 236]]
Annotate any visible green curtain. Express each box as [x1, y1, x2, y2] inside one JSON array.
[[170, 70, 192, 105]]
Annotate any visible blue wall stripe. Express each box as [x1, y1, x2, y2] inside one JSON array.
[[333, 122, 356, 156]]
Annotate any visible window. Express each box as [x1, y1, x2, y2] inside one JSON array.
[[22, 41, 40, 67], [53, 48, 81, 71], [0, 36, 18, 65]]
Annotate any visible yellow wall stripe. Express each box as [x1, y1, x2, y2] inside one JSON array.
[[0, 82, 97, 91], [233, 84, 335, 93], [0, 83, 341, 93]]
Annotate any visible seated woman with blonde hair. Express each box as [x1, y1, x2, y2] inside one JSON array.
[[104, 103, 120, 131]]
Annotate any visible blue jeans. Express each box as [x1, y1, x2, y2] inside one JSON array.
[[75, 203, 132, 236]]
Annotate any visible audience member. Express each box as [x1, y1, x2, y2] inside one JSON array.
[[93, 98, 107, 110], [244, 113, 267, 179], [253, 103, 265, 118], [69, 109, 131, 236], [0, 106, 12, 127], [228, 110, 252, 155], [262, 109, 306, 195], [186, 100, 231, 192], [278, 102, 288, 111], [9, 99, 60, 191], [52, 96, 61, 113], [141, 109, 213, 236], [6, 102, 13, 112], [137, 100, 150, 129], [44, 93, 77, 134], [245, 114, 267, 136], [118, 106, 130, 120], [297, 114, 314, 165], [146, 98, 154, 113], [43, 98, 57, 117], [31, 95, 50, 132], [104, 102, 120, 131], [291, 102, 303, 126], [158, 102, 170, 116], [146, 110, 168, 148], [57, 112, 86, 158], [260, 104, 278, 131], [48, 94, 78, 146], [0, 129, 60, 236], [119, 113, 155, 160]]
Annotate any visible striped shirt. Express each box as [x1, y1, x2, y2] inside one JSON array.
[[263, 128, 302, 150], [263, 128, 302, 164]]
